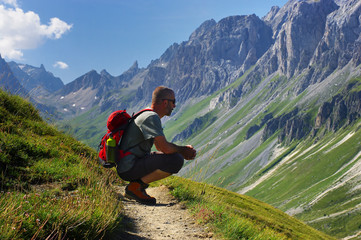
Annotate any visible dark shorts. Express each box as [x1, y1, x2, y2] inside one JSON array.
[[118, 152, 184, 181]]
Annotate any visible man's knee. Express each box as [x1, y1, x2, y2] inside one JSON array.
[[173, 153, 184, 172], [162, 153, 184, 173]]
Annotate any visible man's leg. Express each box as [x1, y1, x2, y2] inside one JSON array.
[[125, 169, 171, 205], [141, 169, 171, 184], [123, 153, 184, 205]]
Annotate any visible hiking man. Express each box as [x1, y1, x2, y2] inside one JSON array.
[[117, 86, 197, 205]]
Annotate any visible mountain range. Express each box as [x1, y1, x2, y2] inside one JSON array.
[[1, 0, 361, 238]]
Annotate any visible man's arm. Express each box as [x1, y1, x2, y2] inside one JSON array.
[[154, 136, 196, 160]]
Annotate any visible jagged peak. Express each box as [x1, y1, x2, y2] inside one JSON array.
[[86, 69, 99, 75], [262, 6, 280, 22], [100, 69, 109, 75], [127, 61, 139, 72], [188, 19, 216, 41]]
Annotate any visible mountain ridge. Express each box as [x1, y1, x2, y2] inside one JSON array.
[[1, 0, 361, 238]]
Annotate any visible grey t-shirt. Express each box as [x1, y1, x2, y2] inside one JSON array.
[[117, 110, 164, 173]]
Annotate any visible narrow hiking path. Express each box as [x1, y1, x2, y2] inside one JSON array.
[[109, 185, 216, 240]]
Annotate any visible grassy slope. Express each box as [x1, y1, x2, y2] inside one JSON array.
[[0, 89, 334, 239], [243, 122, 361, 238], [169, 69, 361, 239], [160, 176, 334, 240], [57, 106, 110, 149], [235, 77, 361, 238], [0, 90, 124, 239]]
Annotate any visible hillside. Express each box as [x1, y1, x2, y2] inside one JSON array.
[[1, 0, 361, 238], [0, 89, 334, 239], [0, 89, 123, 239]]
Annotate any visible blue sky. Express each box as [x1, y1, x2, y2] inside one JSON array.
[[0, 0, 288, 84]]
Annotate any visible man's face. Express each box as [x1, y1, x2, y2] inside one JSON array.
[[164, 93, 176, 116]]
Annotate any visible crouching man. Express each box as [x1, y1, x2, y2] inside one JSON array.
[[117, 86, 197, 205]]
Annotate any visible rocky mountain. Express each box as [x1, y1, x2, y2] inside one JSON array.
[[0, 55, 28, 97], [1, 0, 361, 238], [136, 14, 274, 104], [8, 62, 64, 96], [44, 61, 143, 118], [0, 55, 58, 116]]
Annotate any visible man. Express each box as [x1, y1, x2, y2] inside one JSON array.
[[117, 86, 197, 205]]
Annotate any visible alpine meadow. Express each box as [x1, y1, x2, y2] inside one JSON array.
[[1, 0, 361, 239]]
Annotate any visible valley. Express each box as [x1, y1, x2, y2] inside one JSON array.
[[1, 0, 361, 238]]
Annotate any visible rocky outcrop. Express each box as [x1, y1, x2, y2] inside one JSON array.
[[209, 88, 243, 110], [246, 113, 273, 139], [261, 110, 311, 144], [279, 117, 311, 143], [260, 81, 361, 144], [262, 109, 299, 141], [315, 86, 361, 132]]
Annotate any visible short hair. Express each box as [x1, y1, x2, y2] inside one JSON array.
[[152, 86, 174, 105]]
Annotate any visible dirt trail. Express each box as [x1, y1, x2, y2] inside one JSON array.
[[109, 185, 215, 240]]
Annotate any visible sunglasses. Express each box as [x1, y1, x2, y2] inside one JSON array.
[[163, 99, 176, 104]]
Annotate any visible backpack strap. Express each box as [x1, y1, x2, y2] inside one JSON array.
[[121, 108, 155, 153], [131, 108, 154, 119]]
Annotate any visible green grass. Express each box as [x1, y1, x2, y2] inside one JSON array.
[[57, 106, 110, 149], [207, 134, 280, 190], [0, 89, 124, 239], [160, 176, 334, 240], [241, 121, 361, 238], [1, 89, 336, 239]]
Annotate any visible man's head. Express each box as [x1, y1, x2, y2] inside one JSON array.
[[151, 86, 176, 118]]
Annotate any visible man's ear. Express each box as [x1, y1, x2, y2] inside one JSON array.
[[162, 99, 168, 107]]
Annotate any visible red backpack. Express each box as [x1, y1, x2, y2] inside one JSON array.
[[98, 108, 153, 168]]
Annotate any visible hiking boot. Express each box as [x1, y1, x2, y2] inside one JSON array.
[[125, 181, 156, 205]]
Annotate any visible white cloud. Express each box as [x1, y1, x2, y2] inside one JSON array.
[[0, 2, 72, 60], [53, 61, 69, 69], [0, 0, 18, 7]]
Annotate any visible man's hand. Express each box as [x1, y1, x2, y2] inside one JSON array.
[[154, 136, 197, 160], [182, 145, 196, 160]]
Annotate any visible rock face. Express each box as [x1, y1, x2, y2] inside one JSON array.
[[315, 86, 361, 132], [297, 0, 361, 91], [245, 0, 339, 94], [136, 14, 274, 104], [262, 109, 299, 141]]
